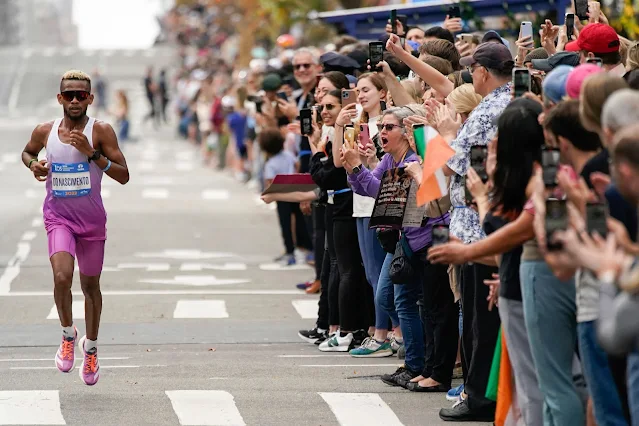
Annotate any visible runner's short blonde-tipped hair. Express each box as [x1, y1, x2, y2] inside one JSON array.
[[60, 70, 91, 91]]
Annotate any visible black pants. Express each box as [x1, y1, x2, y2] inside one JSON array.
[[333, 219, 372, 332], [419, 259, 459, 386], [317, 205, 338, 329], [312, 205, 325, 281], [275, 201, 313, 254], [460, 262, 501, 412]]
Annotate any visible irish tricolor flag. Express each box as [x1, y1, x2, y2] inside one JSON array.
[[414, 126, 455, 206]]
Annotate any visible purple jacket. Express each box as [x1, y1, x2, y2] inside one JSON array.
[[348, 152, 449, 252]]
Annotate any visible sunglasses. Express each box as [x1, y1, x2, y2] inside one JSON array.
[[323, 104, 339, 111], [294, 63, 312, 71], [377, 123, 403, 132], [60, 90, 90, 102]]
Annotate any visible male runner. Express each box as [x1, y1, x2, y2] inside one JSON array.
[[21, 70, 129, 386]]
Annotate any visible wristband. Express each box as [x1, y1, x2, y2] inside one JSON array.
[[28, 158, 37, 169], [102, 159, 112, 172]]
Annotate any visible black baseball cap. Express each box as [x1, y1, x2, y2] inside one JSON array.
[[531, 51, 580, 72], [460, 42, 514, 70]]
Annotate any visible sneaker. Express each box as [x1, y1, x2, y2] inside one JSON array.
[[298, 327, 327, 344], [439, 397, 495, 422], [296, 281, 313, 290], [380, 365, 420, 387], [78, 336, 100, 386], [318, 333, 353, 352], [390, 336, 403, 354], [397, 344, 406, 360], [283, 254, 296, 266], [446, 383, 464, 401], [349, 338, 393, 358], [55, 326, 77, 373]]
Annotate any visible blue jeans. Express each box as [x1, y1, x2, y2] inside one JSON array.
[[578, 321, 627, 426], [628, 352, 639, 426], [378, 252, 423, 373], [520, 260, 584, 426], [357, 218, 397, 330]]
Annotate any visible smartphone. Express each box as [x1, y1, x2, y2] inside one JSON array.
[[586, 202, 609, 237], [369, 42, 384, 71], [276, 91, 288, 101], [520, 21, 533, 42], [300, 108, 313, 136], [512, 67, 532, 98], [545, 198, 568, 251], [541, 147, 560, 188], [586, 57, 603, 67], [460, 33, 474, 44], [397, 14, 408, 32], [463, 176, 474, 205], [470, 145, 488, 183], [390, 9, 397, 34], [432, 224, 450, 246], [344, 125, 356, 149], [413, 124, 427, 159], [341, 89, 357, 107], [448, 5, 460, 18], [360, 123, 371, 146], [565, 13, 575, 40], [574, 0, 589, 21], [312, 105, 322, 123], [380, 100, 387, 112], [254, 99, 263, 114]]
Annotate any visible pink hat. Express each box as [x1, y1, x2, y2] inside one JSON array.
[[565, 64, 604, 99]]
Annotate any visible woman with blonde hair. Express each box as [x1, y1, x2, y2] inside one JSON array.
[[446, 84, 482, 121]]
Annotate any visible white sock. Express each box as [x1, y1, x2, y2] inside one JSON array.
[[84, 339, 97, 352], [62, 326, 75, 339]]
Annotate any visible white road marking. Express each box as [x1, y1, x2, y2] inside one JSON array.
[[47, 300, 84, 320], [31, 217, 43, 227], [142, 176, 174, 185], [124, 50, 136, 57], [0, 390, 66, 425], [0, 357, 129, 362], [138, 162, 154, 172], [259, 263, 312, 271], [141, 188, 168, 199], [201, 190, 230, 200], [117, 262, 170, 272], [165, 390, 246, 425], [173, 300, 229, 319], [8, 365, 164, 371], [43, 47, 56, 57], [175, 162, 194, 171], [277, 355, 344, 358], [175, 151, 194, 161], [179, 263, 247, 272], [319, 393, 404, 426], [135, 250, 233, 260], [22, 48, 33, 58], [3, 290, 302, 297], [139, 275, 249, 286], [292, 300, 318, 319], [0, 243, 31, 294], [61, 47, 75, 56], [143, 50, 155, 58], [26, 189, 43, 198], [302, 364, 402, 368], [103, 50, 114, 57], [1, 154, 18, 163], [20, 231, 36, 241], [101, 189, 111, 199], [83, 50, 96, 57]]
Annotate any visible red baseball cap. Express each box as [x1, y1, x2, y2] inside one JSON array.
[[564, 41, 580, 52], [576, 23, 620, 54]]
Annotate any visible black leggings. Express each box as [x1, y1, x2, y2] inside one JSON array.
[[333, 219, 373, 332], [419, 259, 459, 386], [313, 205, 326, 281], [275, 201, 313, 254], [317, 205, 338, 329]]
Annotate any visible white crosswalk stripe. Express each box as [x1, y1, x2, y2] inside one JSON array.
[[319, 392, 405, 426], [0, 390, 406, 425], [47, 300, 84, 320], [165, 390, 245, 426], [173, 300, 229, 318], [0, 390, 66, 425]]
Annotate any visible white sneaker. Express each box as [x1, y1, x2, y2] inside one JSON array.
[[319, 333, 353, 352]]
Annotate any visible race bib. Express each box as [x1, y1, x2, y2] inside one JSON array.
[[51, 162, 91, 198]]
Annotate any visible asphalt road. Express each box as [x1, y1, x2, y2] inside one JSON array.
[[0, 46, 484, 426]]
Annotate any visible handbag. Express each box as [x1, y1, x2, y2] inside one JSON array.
[[388, 235, 416, 284], [376, 228, 400, 254]]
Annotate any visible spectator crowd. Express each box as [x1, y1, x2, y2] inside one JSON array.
[[163, 1, 639, 424]]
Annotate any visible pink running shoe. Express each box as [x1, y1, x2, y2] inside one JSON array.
[[55, 326, 77, 373], [78, 335, 100, 386]]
